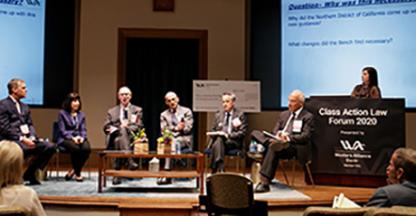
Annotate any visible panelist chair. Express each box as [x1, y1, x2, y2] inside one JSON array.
[[279, 145, 314, 186], [204, 148, 245, 173], [200, 173, 267, 216]]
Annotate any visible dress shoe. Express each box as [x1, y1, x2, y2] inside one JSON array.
[[25, 178, 41, 186], [211, 168, 225, 174], [157, 177, 172, 185], [254, 183, 270, 193], [128, 159, 139, 170], [65, 170, 75, 181], [75, 175, 84, 182], [112, 177, 122, 185], [23, 173, 41, 185]]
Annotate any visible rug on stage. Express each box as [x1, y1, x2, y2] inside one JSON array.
[[31, 172, 310, 201]]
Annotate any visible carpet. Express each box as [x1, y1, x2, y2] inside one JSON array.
[[31, 172, 310, 200]]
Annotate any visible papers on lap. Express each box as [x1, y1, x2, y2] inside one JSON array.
[[332, 193, 361, 208], [262, 130, 278, 140], [262, 131, 286, 144], [206, 131, 227, 137]]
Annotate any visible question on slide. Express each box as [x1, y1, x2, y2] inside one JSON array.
[[286, 7, 416, 47]]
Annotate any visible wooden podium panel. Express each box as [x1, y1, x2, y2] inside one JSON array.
[[305, 97, 405, 187]]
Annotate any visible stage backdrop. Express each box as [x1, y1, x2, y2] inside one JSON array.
[[306, 97, 405, 179]]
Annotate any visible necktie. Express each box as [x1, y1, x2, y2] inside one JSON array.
[[123, 108, 128, 120], [171, 110, 178, 126], [283, 112, 296, 133], [15, 101, 21, 114], [223, 112, 231, 133]]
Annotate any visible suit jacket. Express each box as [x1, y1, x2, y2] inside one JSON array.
[[160, 105, 193, 147], [56, 110, 87, 145], [271, 108, 314, 163], [103, 104, 143, 146], [210, 107, 248, 146], [0, 97, 37, 141], [272, 109, 314, 145], [366, 181, 416, 207]]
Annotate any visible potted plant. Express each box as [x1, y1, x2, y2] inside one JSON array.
[[157, 129, 174, 154], [131, 128, 149, 154]]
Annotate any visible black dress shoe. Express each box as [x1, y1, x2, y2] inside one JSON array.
[[65, 173, 74, 181], [23, 173, 41, 185], [157, 177, 172, 185], [75, 176, 84, 182], [112, 177, 122, 185], [254, 183, 270, 193], [25, 179, 41, 186], [211, 168, 217, 174], [128, 160, 139, 170]]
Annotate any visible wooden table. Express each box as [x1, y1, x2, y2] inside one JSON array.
[[97, 150, 205, 194]]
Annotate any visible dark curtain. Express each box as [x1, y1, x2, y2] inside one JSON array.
[[125, 38, 199, 151], [42, 0, 75, 108]]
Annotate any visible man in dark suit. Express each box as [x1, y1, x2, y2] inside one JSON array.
[[366, 148, 416, 207], [208, 92, 248, 173], [0, 78, 55, 185], [254, 89, 314, 192], [103, 86, 143, 184]]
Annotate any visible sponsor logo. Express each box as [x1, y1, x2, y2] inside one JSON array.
[[340, 140, 365, 151]]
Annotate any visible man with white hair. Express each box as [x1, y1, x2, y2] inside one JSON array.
[[157, 91, 193, 185], [254, 89, 314, 192], [103, 86, 143, 185]]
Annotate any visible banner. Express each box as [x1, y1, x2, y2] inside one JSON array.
[[192, 80, 261, 113], [306, 97, 405, 176]]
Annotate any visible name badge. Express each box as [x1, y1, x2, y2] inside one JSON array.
[[292, 120, 303, 133], [131, 114, 138, 123], [232, 117, 242, 128], [20, 124, 30, 135]]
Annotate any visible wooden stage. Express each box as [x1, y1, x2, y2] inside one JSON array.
[[39, 168, 378, 216]]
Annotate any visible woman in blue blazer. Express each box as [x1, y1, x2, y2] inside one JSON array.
[[56, 93, 91, 181]]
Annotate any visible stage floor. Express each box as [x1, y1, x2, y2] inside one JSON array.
[[38, 169, 377, 210]]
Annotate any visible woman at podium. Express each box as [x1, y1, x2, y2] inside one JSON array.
[[351, 66, 381, 99]]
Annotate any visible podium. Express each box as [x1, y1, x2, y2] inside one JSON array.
[[305, 97, 405, 187]]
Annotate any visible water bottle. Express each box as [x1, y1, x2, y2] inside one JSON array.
[[171, 138, 176, 154], [257, 143, 265, 153], [249, 140, 257, 153], [149, 157, 160, 172], [175, 140, 181, 154]]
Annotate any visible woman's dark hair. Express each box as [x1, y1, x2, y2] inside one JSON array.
[[363, 67, 378, 87], [62, 92, 81, 112]]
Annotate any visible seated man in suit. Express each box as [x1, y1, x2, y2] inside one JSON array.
[[157, 91, 193, 185], [208, 92, 248, 173], [0, 78, 55, 185], [366, 147, 416, 207], [254, 89, 314, 193], [103, 86, 143, 185]]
